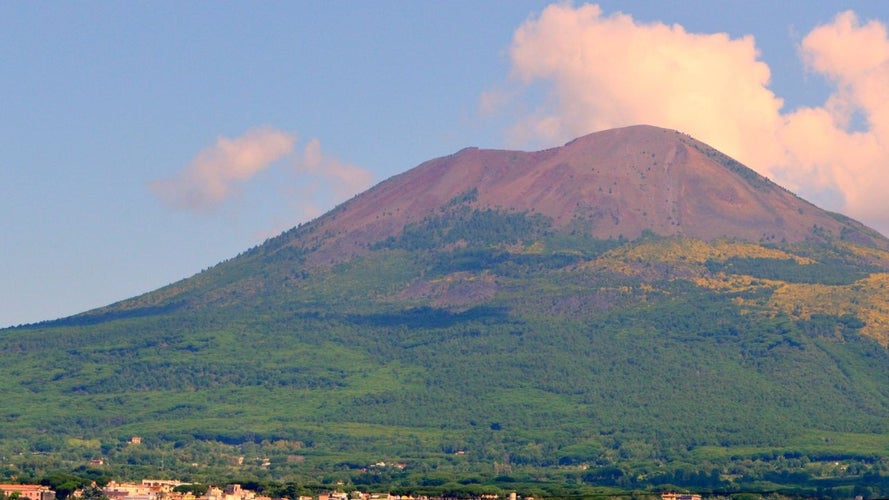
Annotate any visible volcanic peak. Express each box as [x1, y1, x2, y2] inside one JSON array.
[[282, 125, 885, 265]]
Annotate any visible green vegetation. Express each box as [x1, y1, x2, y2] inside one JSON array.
[[2, 210, 889, 498]]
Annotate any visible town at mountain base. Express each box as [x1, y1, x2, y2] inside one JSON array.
[[2, 125, 889, 497], [1, 481, 708, 500]]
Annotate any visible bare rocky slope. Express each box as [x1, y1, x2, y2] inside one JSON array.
[[280, 124, 886, 266]]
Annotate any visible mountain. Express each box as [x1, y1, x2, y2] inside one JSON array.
[[295, 124, 884, 259], [4, 125, 889, 496]]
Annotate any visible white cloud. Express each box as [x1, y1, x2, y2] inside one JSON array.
[[487, 4, 889, 234], [299, 138, 374, 201], [499, 4, 785, 168], [251, 137, 375, 240], [781, 11, 889, 223], [151, 129, 374, 232], [150, 127, 296, 211]]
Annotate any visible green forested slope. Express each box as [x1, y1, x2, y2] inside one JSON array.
[[3, 207, 889, 496]]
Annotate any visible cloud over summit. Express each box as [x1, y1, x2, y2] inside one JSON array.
[[488, 4, 889, 234]]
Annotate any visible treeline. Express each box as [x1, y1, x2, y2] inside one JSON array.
[[9, 459, 889, 500]]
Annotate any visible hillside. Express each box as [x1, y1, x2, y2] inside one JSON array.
[[3, 125, 889, 497]]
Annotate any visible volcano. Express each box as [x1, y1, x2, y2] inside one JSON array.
[[279, 124, 885, 267], [4, 125, 889, 493]]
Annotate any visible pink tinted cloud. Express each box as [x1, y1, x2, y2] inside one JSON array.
[[488, 4, 889, 233], [151, 127, 296, 211], [151, 129, 375, 236], [500, 3, 785, 169], [300, 138, 374, 200], [780, 11, 889, 223], [252, 138, 375, 240]]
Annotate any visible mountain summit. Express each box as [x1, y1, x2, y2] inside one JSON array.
[[4, 125, 889, 493], [276, 125, 885, 266]]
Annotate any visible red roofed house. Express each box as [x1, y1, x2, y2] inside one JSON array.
[[0, 484, 56, 500]]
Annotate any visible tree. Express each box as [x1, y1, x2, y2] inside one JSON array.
[[41, 474, 89, 500], [79, 486, 108, 500]]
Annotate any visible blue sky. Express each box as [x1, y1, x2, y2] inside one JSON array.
[[3, 1, 889, 327]]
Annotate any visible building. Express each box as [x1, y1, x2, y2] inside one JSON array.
[[661, 493, 701, 500], [0, 484, 56, 500], [103, 480, 187, 500]]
